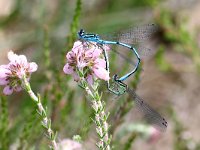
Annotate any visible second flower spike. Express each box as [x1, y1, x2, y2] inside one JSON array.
[[0, 51, 38, 95]]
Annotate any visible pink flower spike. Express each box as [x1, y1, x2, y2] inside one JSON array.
[[63, 40, 110, 83], [0, 51, 38, 95]]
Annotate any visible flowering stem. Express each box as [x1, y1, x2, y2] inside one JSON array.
[[0, 96, 9, 149], [22, 76, 57, 150], [79, 74, 111, 150]]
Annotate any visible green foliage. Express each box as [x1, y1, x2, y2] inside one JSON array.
[[130, 0, 162, 7], [73, 134, 82, 143], [123, 133, 137, 150], [156, 9, 200, 72], [104, 0, 162, 13], [17, 110, 38, 150], [0, 0, 199, 149], [155, 45, 172, 72], [43, 26, 51, 69], [167, 107, 200, 150], [66, 0, 82, 50], [0, 96, 9, 149], [0, 0, 21, 28]]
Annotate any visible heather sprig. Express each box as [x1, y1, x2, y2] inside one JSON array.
[[63, 41, 111, 149], [80, 76, 111, 150], [0, 51, 58, 149]]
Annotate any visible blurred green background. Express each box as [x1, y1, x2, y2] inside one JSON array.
[[0, 0, 200, 149]]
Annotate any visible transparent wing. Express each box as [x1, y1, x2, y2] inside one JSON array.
[[100, 24, 158, 44], [73, 40, 154, 59], [136, 45, 154, 57], [103, 43, 140, 80], [106, 45, 137, 67], [111, 43, 154, 58], [127, 87, 168, 132], [102, 43, 153, 80], [101, 43, 152, 80]]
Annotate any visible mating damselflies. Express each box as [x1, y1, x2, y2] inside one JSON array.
[[77, 25, 167, 132], [78, 24, 157, 94]]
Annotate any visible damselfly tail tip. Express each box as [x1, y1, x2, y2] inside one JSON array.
[[156, 119, 168, 132]]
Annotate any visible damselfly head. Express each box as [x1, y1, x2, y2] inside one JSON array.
[[95, 34, 100, 38], [78, 29, 85, 36], [113, 74, 120, 81]]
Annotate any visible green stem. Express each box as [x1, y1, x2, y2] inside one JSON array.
[[22, 77, 57, 150], [66, 0, 82, 50], [0, 96, 9, 149], [80, 78, 111, 150]]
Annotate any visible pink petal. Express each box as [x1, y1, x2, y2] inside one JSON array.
[[8, 52, 19, 64], [14, 86, 22, 92], [85, 49, 94, 58], [72, 41, 83, 54], [103, 45, 110, 51], [8, 51, 18, 62], [93, 67, 110, 81], [77, 61, 87, 68], [29, 62, 38, 72], [3, 86, 13, 95], [76, 48, 84, 60], [86, 74, 94, 85], [16, 68, 26, 79], [0, 64, 9, 69], [66, 51, 73, 60], [18, 55, 27, 64], [95, 58, 106, 68], [73, 41, 83, 49], [85, 46, 102, 58], [0, 65, 10, 78], [8, 51, 28, 65], [0, 78, 8, 85], [63, 64, 74, 74], [92, 47, 102, 57], [72, 72, 80, 81]]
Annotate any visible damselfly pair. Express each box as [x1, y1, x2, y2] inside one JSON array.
[[77, 24, 168, 132]]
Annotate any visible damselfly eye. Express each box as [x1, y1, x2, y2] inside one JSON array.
[[79, 29, 85, 36]]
